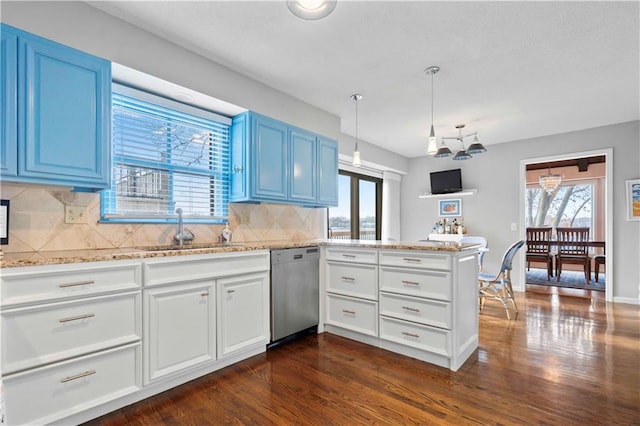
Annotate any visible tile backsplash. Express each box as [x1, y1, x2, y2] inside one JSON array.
[[0, 183, 324, 253]]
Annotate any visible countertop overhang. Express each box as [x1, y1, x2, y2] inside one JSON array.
[[0, 239, 479, 268]]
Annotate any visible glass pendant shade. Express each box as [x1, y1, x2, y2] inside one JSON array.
[[427, 125, 438, 155], [352, 148, 361, 167]]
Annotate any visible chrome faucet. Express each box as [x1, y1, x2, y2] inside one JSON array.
[[173, 208, 194, 247]]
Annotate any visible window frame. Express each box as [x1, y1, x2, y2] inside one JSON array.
[[100, 84, 231, 224]]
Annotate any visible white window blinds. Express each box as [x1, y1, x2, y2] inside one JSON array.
[[101, 87, 231, 223]]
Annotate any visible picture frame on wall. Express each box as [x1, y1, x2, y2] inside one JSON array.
[[439, 198, 462, 217], [626, 179, 640, 221], [1, 199, 9, 245]]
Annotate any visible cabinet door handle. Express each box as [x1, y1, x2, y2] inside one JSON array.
[[227, 289, 235, 294], [60, 369, 96, 383], [59, 280, 95, 288], [402, 258, 422, 263], [342, 254, 356, 258], [341, 276, 355, 281], [402, 332, 419, 338], [201, 293, 209, 297], [59, 313, 95, 323], [342, 309, 356, 315], [402, 306, 420, 313], [401, 280, 420, 286]]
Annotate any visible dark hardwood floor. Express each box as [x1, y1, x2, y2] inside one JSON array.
[[84, 292, 639, 425]]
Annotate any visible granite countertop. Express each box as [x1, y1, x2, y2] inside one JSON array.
[[0, 239, 478, 268]]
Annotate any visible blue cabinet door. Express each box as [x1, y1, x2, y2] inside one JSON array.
[[251, 115, 288, 200], [230, 112, 248, 201], [1, 28, 18, 177], [289, 128, 317, 203], [317, 136, 339, 206], [16, 29, 111, 188]]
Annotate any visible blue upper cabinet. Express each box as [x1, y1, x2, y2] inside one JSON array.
[[317, 136, 339, 206], [1, 24, 111, 190], [1, 28, 18, 177], [289, 128, 317, 203], [230, 111, 338, 207]]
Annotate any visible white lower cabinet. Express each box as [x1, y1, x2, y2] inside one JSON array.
[[144, 281, 216, 384], [217, 272, 270, 358], [3, 343, 141, 426]]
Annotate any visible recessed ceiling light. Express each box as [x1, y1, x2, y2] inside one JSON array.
[[287, 0, 337, 20]]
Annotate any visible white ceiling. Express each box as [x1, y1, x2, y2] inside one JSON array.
[[88, 1, 639, 158]]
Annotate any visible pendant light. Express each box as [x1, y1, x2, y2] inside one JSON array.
[[451, 125, 472, 161], [425, 66, 440, 155], [539, 167, 562, 194], [441, 124, 486, 160], [287, 0, 337, 20], [351, 94, 362, 167]]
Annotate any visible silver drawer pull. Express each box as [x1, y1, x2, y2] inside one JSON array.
[[201, 293, 209, 297], [402, 258, 422, 263], [341, 276, 355, 281], [59, 313, 95, 323], [402, 306, 420, 313], [402, 332, 419, 338], [342, 254, 356, 258], [401, 280, 420, 285], [342, 309, 356, 315], [60, 369, 96, 383], [227, 289, 235, 294], [59, 280, 95, 288]]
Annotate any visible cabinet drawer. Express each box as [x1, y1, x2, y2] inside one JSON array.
[[379, 266, 451, 301], [325, 248, 378, 264], [379, 251, 450, 270], [380, 316, 450, 357], [143, 251, 269, 287], [379, 292, 451, 329], [1, 260, 141, 307], [326, 294, 378, 337], [3, 342, 141, 426], [326, 261, 377, 300], [2, 292, 141, 374]]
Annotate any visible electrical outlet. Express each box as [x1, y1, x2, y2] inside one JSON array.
[[65, 205, 88, 224], [240, 213, 250, 224]]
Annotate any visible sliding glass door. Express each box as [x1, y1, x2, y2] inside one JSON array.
[[328, 171, 382, 240]]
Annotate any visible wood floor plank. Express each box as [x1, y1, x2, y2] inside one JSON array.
[[84, 291, 639, 425]]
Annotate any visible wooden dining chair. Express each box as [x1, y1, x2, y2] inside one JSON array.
[[593, 245, 605, 283], [555, 227, 591, 284], [525, 227, 554, 280]]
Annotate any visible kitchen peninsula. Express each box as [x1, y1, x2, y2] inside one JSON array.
[[0, 240, 479, 425]]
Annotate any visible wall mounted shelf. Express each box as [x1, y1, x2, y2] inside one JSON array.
[[418, 189, 478, 199]]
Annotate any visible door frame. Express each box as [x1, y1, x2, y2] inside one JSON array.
[[518, 148, 613, 301]]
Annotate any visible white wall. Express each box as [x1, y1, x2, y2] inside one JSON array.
[[402, 121, 640, 303]]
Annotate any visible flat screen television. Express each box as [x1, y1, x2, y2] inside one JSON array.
[[430, 168, 463, 194]]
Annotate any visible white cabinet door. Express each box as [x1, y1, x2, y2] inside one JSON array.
[[144, 281, 215, 384], [217, 273, 269, 358]]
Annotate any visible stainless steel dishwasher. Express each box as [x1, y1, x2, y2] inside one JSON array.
[[269, 246, 320, 347]]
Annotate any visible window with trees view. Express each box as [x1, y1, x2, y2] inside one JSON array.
[[526, 183, 594, 229]]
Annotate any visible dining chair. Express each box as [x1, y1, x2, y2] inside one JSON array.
[[525, 227, 554, 280], [478, 240, 525, 320], [593, 245, 605, 283], [555, 227, 591, 284], [460, 236, 488, 271]]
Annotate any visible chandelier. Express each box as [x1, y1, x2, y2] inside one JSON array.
[[437, 124, 487, 160], [539, 167, 562, 194]]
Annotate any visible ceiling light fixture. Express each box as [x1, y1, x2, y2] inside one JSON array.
[[351, 93, 362, 167], [539, 167, 563, 194], [438, 124, 487, 160], [425, 66, 440, 156], [287, 0, 337, 20]]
